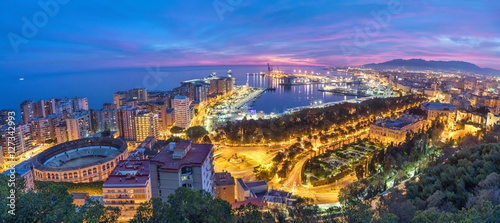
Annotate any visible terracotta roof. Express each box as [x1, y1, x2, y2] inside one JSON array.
[[103, 160, 150, 188], [214, 172, 235, 186], [151, 142, 213, 172]]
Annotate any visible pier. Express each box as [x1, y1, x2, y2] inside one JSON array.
[[283, 95, 385, 114]]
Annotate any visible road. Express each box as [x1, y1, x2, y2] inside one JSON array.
[[0, 144, 50, 172], [214, 144, 284, 181], [213, 129, 368, 204]]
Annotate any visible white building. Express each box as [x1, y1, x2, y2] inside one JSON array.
[[66, 111, 91, 141], [172, 95, 190, 129], [0, 124, 32, 162], [150, 142, 214, 201]]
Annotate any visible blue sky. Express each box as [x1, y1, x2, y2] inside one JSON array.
[[1, 0, 500, 76]]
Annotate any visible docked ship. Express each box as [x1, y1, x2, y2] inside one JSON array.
[[319, 85, 371, 97]]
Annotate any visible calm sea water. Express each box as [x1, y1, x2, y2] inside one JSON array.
[[2, 65, 356, 118]]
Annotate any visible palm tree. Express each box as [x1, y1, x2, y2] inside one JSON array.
[[394, 169, 407, 185], [372, 174, 384, 193]]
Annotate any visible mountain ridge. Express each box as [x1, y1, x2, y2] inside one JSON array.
[[363, 59, 500, 75]]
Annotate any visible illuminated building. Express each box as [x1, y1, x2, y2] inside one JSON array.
[[117, 106, 138, 141], [369, 114, 425, 144], [214, 172, 235, 203], [28, 113, 65, 144], [172, 95, 190, 129], [103, 160, 151, 221], [134, 111, 160, 142], [66, 111, 91, 141], [0, 123, 32, 162], [150, 142, 214, 201]]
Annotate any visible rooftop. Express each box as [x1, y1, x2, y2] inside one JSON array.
[[214, 172, 235, 187], [174, 95, 188, 100], [373, 114, 424, 130], [151, 142, 213, 172], [421, 102, 456, 111], [103, 160, 150, 188]]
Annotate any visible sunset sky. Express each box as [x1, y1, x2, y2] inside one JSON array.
[[1, 0, 500, 75]]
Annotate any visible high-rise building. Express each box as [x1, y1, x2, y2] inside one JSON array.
[[103, 160, 151, 221], [20, 99, 57, 123], [150, 142, 214, 200], [66, 111, 91, 141], [194, 83, 209, 102], [134, 111, 160, 142], [28, 113, 64, 144], [113, 92, 126, 107], [172, 95, 190, 129], [92, 109, 118, 133], [181, 82, 196, 102], [56, 101, 73, 114], [137, 101, 167, 133], [129, 88, 148, 101], [1, 123, 32, 162], [55, 97, 88, 114], [113, 88, 148, 107], [0, 109, 13, 126], [209, 77, 233, 95], [55, 122, 68, 144], [117, 106, 138, 141], [161, 108, 175, 131], [72, 97, 89, 111]]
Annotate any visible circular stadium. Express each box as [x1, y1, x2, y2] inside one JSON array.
[[33, 138, 128, 183]]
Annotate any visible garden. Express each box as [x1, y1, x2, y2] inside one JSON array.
[[304, 139, 385, 186]]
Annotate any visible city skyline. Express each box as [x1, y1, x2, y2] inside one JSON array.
[[2, 1, 500, 222], [1, 0, 500, 77]]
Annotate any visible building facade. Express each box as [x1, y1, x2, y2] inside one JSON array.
[[92, 109, 119, 133], [369, 114, 425, 145], [134, 112, 160, 142], [149, 142, 214, 201], [214, 172, 235, 203], [103, 160, 151, 221], [28, 113, 64, 144], [0, 123, 32, 162], [172, 95, 190, 129], [66, 111, 91, 141], [117, 106, 138, 141]]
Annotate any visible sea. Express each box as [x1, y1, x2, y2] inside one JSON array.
[[2, 65, 358, 119]]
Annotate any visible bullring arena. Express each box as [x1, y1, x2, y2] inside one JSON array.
[[33, 138, 128, 183]]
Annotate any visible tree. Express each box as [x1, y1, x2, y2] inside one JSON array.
[[235, 203, 263, 223], [16, 180, 77, 223], [69, 198, 121, 223], [102, 129, 111, 137], [355, 165, 365, 180], [202, 135, 212, 144], [412, 201, 500, 223], [187, 126, 209, 142], [170, 126, 184, 134], [339, 182, 373, 223], [130, 197, 172, 223], [131, 187, 233, 223]]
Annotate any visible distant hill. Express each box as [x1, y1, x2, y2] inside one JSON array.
[[363, 59, 500, 75]]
